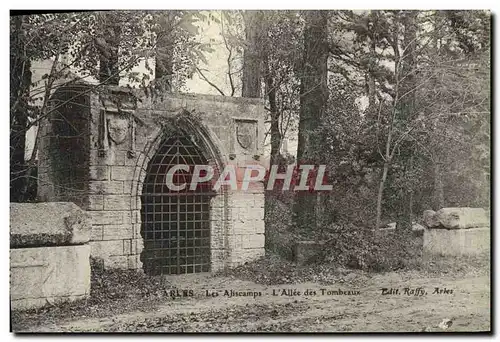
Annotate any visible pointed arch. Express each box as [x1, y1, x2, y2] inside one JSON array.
[[131, 113, 230, 274]]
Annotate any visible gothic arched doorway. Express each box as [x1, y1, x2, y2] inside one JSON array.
[[140, 133, 215, 275]]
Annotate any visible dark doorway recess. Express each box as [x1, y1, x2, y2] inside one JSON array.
[[140, 134, 214, 275]]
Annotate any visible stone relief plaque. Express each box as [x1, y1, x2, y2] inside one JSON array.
[[235, 119, 258, 154], [98, 110, 137, 158], [107, 115, 129, 145]]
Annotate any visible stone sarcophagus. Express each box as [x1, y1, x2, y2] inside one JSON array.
[[10, 202, 91, 310], [38, 84, 266, 274], [422, 207, 490, 257]]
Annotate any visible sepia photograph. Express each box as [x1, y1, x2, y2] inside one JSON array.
[[9, 8, 491, 333]]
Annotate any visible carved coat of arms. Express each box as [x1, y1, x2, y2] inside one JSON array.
[[236, 120, 256, 151], [107, 116, 129, 145]]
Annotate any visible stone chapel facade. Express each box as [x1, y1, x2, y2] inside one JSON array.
[[38, 84, 266, 274]]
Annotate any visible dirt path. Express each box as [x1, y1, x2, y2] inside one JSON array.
[[18, 271, 490, 333]]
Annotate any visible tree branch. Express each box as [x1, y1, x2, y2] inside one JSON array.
[[195, 66, 226, 96]]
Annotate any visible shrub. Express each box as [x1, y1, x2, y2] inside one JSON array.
[[323, 222, 423, 272]]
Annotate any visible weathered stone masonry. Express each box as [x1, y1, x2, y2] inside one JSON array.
[[10, 202, 91, 310], [38, 84, 266, 272]]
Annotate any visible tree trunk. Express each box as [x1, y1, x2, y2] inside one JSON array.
[[263, 55, 281, 165], [155, 11, 175, 91], [10, 15, 31, 202], [375, 160, 390, 230], [397, 11, 418, 231], [366, 15, 377, 117], [293, 10, 329, 235], [269, 108, 281, 165], [409, 155, 414, 224], [433, 161, 445, 210], [241, 10, 262, 98], [98, 12, 121, 85], [366, 72, 376, 111]]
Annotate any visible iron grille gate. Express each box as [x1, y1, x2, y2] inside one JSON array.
[[140, 135, 214, 275]]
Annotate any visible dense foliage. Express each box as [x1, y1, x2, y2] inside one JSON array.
[[10, 11, 216, 201]]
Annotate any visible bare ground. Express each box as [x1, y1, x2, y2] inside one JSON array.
[[12, 266, 490, 333]]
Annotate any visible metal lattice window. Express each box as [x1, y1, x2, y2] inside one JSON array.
[[140, 135, 214, 275]]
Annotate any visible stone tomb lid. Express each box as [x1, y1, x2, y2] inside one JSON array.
[[10, 202, 91, 248], [423, 207, 490, 229]]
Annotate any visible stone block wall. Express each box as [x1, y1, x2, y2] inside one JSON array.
[[38, 85, 267, 272], [228, 191, 266, 265], [37, 84, 91, 208]]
